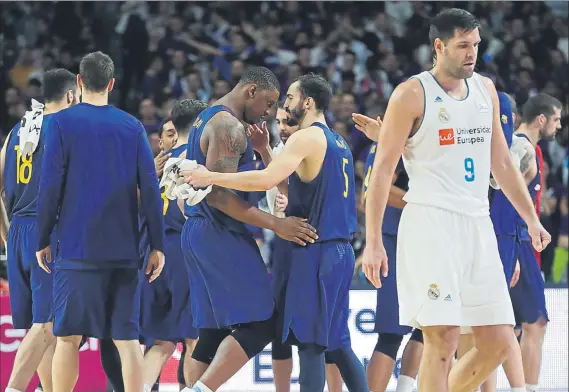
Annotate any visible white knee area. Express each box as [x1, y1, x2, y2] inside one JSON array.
[[6, 388, 24, 392]]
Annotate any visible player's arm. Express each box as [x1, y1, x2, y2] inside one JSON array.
[[198, 113, 316, 242], [257, 146, 289, 196], [483, 77, 540, 228], [511, 135, 538, 185], [0, 131, 12, 245], [37, 120, 66, 250], [365, 80, 423, 249], [388, 173, 407, 209], [136, 127, 165, 253], [197, 129, 313, 192]]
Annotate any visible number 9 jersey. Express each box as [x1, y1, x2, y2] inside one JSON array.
[[402, 71, 493, 217], [4, 114, 54, 220]]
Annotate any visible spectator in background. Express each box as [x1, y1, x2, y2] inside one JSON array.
[[139, 98, 162, 133]]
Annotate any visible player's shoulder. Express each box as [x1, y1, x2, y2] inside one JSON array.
[[387, 78, 424, 117], [474, 73, 497, 95], [205, 110, 246, 139]]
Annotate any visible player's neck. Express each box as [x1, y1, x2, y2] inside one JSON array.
[[216, 91, 244, 121], [43, 101, 66, 116], [515, 123, 539, 146], [430, 67, 465, 93], [176, 133, 189, 146], [300, 111, 326, 129], [81, 91, 109, 107]]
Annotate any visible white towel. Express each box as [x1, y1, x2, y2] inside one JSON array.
[[160, 158, 212, 206], [19, 99, 45, 157], [266, 142, 286, 217]]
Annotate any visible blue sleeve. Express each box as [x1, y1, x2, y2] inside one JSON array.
[[498, 92, 514, 149], [37, 118, 65, 250], [136, 126, 165, 252]]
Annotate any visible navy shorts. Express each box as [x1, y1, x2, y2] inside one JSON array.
[[7, 216, 54, 329], [139, 233, 198, 341], [52, 264, 140, 340]]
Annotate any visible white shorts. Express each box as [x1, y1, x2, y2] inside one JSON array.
[[396, 204, 515, 331]]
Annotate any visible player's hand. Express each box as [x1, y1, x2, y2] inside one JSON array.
[[154, 150, 172, 177], [183, 165, 213, 188], [361, 244, 388, 288], [351, 113, 383, 142], [274, 217, 318, 246], [510, 260, 521, 288], [275, 192, 288, 212], [528, 220, 551, 252], [146, 249, 165, 283], [246, 121, 270, 153], [36, 246, 52, 274]]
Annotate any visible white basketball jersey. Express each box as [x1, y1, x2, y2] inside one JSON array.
[[402, 71, 493, 217]]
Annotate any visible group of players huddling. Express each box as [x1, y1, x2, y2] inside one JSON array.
[[0, 8, 561, 392]]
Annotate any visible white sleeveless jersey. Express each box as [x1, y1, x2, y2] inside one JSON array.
[[402, 71, 493, 217]]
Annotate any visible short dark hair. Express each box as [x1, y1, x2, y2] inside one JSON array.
[[295, 73, 333, 112], [43, 68, 76, 103], [521, 93, 562, 124], [429, 8, 480, 47], [171, 99, 209, 134], [238, 66, 280, 92], [79, 51, 115, 92], [159, 116, 173, 137]]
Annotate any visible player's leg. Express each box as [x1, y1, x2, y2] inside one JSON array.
[[511, 241, 549, 392], [322, 241, 368, 392], [397, 329, 423, 392], [449, 218, 517, 392], [326, 348, 368, 392], [182, 338, 198, 387], [100, 338, 125, 392], [367, 333, 403, 391], [490, 235, 525, 391], [396, 205, 465, 391], [324, 360, 343, 392], [36, 338, 56, 392], [52, 335, 84, 392], [143, 340, 176, 390], [110, 268, 144, 392], [448, 324, 512, 392], [6, 221, 56, 392], [191, 315, 277, 391], [297, 343, 326, 392], [271, 339, 293, 392], [183, 328, 231, 388]]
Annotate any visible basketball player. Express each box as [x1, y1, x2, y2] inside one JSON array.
[[35, 51, 165, 392], [260, 107, 344, 392], [350, 111, 425, 392], [1, 69, 79, 392], [508, 93, 561, 392], [138, 99, 208, 392], [177, 67, 318, 392], [184, 73, 368, 392], [361, 9, 551, 392]]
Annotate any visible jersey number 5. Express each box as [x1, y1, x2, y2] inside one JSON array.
[[342, 158, 349, 198], [14, 145, 33, 184], [464, 157, 475, 182]]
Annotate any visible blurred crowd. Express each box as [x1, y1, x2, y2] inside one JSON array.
[[1, 1, 568, 283]]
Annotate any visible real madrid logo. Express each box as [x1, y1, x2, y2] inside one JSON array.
[[428, 283, 440, 300], [438, 108, 450, 123], [501, 114, 508, 124]]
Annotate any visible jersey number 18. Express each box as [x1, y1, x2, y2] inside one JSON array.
[[14, 145, 33, 184]]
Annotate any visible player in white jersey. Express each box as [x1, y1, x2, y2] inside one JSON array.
[[362, 8, 551, 392]]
